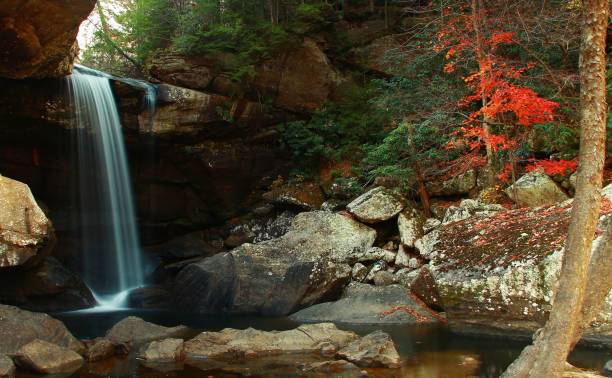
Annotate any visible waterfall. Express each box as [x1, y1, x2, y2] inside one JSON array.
[[66, 65, 145, 308]]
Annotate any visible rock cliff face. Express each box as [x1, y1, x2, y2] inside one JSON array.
[[0, 0, 95, 79], [149, 37, 348, 113]]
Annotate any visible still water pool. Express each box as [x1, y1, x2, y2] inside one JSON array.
[[22, 309, 607, 378]]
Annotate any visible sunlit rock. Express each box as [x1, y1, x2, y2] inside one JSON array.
[[0, 175, 54, 267], [505, 171, 569, 208], [336, 330, 400, 368], [13, 339, 83, 375], [347, 187, 405, 224]]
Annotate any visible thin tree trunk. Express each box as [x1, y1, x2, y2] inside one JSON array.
[[413, 161, 432, 218], [501, 1, 609, 376], [471, 0, 495, 187]]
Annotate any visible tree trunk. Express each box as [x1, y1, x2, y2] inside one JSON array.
[[471, 0, 495, 187], [501, 1, 609, 377], [413, 161, 432, 218]]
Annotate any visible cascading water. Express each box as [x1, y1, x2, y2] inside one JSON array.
[[66, 65, 145, 309]]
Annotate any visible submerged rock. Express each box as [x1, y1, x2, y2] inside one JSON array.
[[505, 171, 569, 208], [336, 331, 401, 368], [0, 305, 83, 355], [84, 338, 115, 362], [13, 339, 83, 374], [184, 323, 358, 360], [0, 175, 54, 268], [105, 317, 189, 346], [347, 187, 405, 224], [300, 359, 360, 373], [174, 211, 376, 315], [138, 338, 184, 363], [290, 283, 438, 325]]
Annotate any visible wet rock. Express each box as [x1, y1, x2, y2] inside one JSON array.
[[347, 187, 405, 224], [505, 171, 569, 208], [0, 355, 14, 377], [262, 182, 324, 211], [0, 1, 95, 79], [138, 338, 184, 363], [301, 359, 360, 373], [398, 208, 424, 247], [127, 286, 173, 309], [351, 263, 368, 282], [290, 283, 438, 325], [413, 199, 612, 346], [373, 271, 396, 286], [0, 256, 95, 312], [105, 317, 189, 346], [336, 331, 401, 368], [84, 338, 115, 362], [0, 305, 83, 355], [426, 169, 477, 197], [13, 339, 83, 374], [184, 323, 358, 360], [139, 84, 266, 136], [175, 211, 375, 315], [0, 175, 54, 267]]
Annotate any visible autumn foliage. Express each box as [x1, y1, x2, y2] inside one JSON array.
[[435, 3, 561, 182]]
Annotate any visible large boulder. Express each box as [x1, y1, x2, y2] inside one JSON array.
[[413, 198, 612, 346], [505, 171, 569, 208], [290, 282, 439, 325], [147, 50, 215, 90], [184, 323, 358, 360], [0, 175, 54, 267], [0, 0, 95, 79], [346, 187, 405, 224], [174, 211, 376, 315], [346, 34, 404, 75], [0, 305, 83, 355], [13, 339, 83, 374], [336, 330, 400, 368], [105, 317, 189, 346]]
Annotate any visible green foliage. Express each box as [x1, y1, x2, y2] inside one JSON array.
[[278, 83, 388, 174]]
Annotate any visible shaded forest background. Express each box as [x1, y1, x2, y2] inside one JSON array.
[[82, 0, 612, 199]]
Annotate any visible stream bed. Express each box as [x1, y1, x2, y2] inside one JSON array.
[[22, 309, 607, 378]]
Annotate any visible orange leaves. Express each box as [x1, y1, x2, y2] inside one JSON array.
[[526, 159, 578, 177], [487, 31, 514, 49], [482, 85, 559, 126]]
